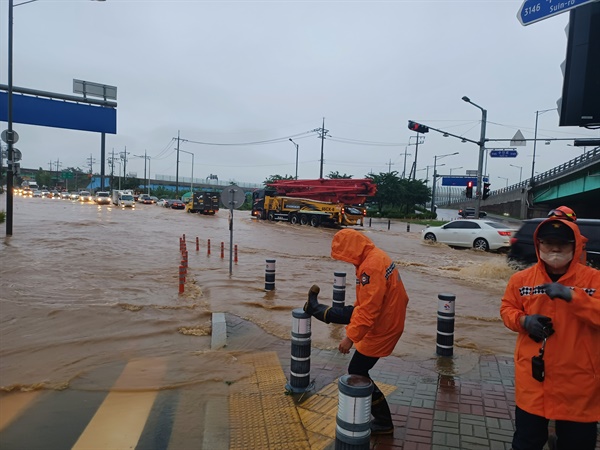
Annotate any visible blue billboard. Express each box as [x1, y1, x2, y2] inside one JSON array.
[[0, 92, 116, 134]]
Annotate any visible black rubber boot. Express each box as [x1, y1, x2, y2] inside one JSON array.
[[370, 388, 393, 435], [303, 285, 353, 324]]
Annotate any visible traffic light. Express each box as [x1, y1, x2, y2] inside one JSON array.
[[482, 182, 491, 200], [466, 181, 473, 199], [407, 120, 430, 134]]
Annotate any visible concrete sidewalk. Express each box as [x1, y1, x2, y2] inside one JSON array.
[[227, 314, 600, 450]]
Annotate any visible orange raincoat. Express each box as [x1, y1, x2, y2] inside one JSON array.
[[500, 217, 600, 422], [331, 229, 409, 357]]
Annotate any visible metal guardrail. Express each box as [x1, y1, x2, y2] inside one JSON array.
[[447, 147, 599, 203]]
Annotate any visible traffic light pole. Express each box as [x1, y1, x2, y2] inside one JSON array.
[[475, 109, 487, 219], [461, 97, 487, 219]]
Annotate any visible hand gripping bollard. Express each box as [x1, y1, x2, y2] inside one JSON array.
[[265, 259, 276, 291], [335, 374, 373, 449], [285, 308, 312, 393], [333, 272, 347, 308], [436, 293, 456, 357]]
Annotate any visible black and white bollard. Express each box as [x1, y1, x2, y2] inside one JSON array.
[[436, 293, 456, 357], [333, 272, 347, 308], [335, 374, 373, 450], [286, 308, 312, 393], [265, 259, 276, 291]]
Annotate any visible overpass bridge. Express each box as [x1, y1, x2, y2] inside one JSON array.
[[443, 148, 600, 219]]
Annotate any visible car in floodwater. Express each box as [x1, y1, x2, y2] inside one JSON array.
[[422, 219, 516, 251], [95, 192, 111, 205]]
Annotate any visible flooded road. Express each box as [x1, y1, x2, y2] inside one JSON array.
[[0, 195, 520, 447], [1, 195, 517, 392]]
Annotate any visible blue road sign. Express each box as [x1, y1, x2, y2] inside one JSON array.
[[489, 149, 518, 158], [517, 0, 598, 26], [441, 176, 489, 187]]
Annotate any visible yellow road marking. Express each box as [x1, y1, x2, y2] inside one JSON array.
[[72, 358, 166, 450], [0, 391, 42, 431]]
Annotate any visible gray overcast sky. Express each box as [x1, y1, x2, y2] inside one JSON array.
[[1, 0, 598, 188]]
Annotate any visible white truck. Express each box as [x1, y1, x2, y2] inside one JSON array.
[[112, 190, 135, 208]]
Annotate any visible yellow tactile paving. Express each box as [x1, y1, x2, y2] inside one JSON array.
[[229, 352, 309, 450], [229, 351, 398, 449]]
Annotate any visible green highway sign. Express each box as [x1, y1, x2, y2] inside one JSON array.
[[61, 171, 74, 179]]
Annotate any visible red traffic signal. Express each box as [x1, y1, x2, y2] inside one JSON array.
[[482, 182, 491, 200], [408, 120, 430, 134], [466, 181, 473, 198]]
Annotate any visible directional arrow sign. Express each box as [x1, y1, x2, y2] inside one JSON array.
[[517, 0, 598, 26], [489, 149, 518, 158]]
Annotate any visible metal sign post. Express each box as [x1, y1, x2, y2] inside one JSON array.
[[221, 185, 246, 275]]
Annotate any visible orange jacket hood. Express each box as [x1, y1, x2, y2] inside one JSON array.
[[331, 229, 409, 358]]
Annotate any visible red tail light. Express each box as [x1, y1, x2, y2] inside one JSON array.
[[510, 237, 518, 245], [498, 231, 512, 237], [363, 209, 367, 216]]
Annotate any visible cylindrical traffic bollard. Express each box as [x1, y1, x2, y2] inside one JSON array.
[[387, 219, 391, 230], [178, 265, 185, 294], [207, 239, 211, 256], [196, 237, 199, 251], [182, 251, 188, 269], [265, 259, 276, 291], [406, 223, 410, 232], [234, 245, 238, 263], [368, 218, 372, 228], [220, 242, 224, 259], [333, 272, 347, 308], [182, 233, 186, 242], [285, 308, 312, 393], [436, 293, 456, 357], [335, 374, 373, 449]]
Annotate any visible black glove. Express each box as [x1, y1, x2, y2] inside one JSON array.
[[523, 314, 555, 342], [542, 282, 572, 302]]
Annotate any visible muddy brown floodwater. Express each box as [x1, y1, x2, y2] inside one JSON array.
[[0, 194, 518, 396]]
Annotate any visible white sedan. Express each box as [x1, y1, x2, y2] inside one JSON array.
[[421, 219, 516, 251]]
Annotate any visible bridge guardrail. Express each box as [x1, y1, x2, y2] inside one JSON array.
[[448, 147, 599, 204]]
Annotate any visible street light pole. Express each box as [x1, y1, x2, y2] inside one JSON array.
[[462, 96, 487, 219], [289, 138, 299, 179], [179, 149, 194, 198], [431, 152, 458, 213], [498, 176, 509, 188], [530, 108, 556, 187], [510, 164, 523, 183]]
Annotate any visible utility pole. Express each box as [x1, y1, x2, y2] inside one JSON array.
[[120, 146, 129, 182], [87, 154, 95, 190], [109, 149, 115, 190], [134, 150, 150, 194], [55, 158, 62, 188], [311, 119, 329, 178], [176, 130, 181, 196], [387, 159, 394, 173]]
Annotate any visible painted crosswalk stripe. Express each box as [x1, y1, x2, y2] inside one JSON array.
[[0, 391, 42, 431], [72, 357, 166, 450]]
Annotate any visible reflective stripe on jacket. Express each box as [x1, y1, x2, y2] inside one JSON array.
[[500, 218, 600, 422], [331, 229, 409, 358]]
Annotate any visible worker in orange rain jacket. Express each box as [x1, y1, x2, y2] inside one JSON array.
[[303, 229, 409, 435], [500, 217, 600, 450]]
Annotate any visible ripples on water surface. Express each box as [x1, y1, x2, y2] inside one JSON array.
[[0, 196, 517, 392]]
